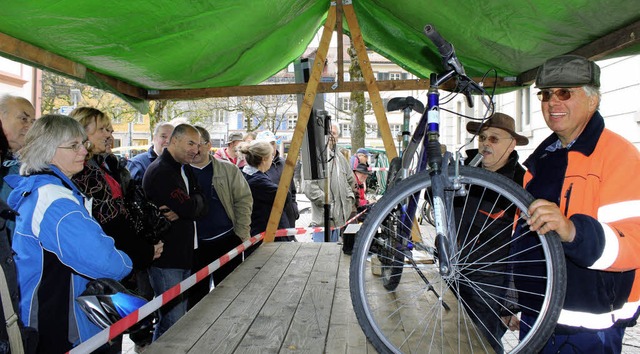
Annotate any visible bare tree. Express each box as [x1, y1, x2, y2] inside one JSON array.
[[348, 44, 366, 152], [228, 95, 295, 134]]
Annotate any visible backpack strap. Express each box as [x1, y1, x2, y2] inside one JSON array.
[[0, 264, 23, 354]]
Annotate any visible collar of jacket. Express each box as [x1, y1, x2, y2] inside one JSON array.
[[147, 145, 159, 159], [465, 148, 521, 179], [524, 111, 604, 171], [159, 147, 184, 170]]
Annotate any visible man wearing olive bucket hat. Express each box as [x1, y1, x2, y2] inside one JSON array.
[[456, 112, 529, 353]]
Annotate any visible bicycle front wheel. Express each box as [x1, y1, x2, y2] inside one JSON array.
[[349, 166, 566, 353]]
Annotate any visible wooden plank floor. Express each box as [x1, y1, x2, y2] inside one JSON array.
[[148, 242, 375, 353]]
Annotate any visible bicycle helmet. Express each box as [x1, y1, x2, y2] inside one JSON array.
[[76, 278, 149, 333]]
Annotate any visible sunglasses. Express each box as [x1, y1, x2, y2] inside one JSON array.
[[536, 88, 574, 102], [478, 135, 513, 144]]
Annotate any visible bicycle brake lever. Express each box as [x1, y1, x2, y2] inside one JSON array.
[[463, 89, 474, 108]]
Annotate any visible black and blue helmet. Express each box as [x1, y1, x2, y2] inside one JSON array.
[[76, 278, 149, 333]]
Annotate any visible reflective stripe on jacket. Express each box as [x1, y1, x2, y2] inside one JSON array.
[[524, 112, 640, 330]]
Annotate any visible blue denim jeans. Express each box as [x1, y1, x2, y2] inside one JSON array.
[[312, 229, 339, 242], [148, 267, 191, 341]]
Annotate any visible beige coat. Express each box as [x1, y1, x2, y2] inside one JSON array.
[[210, 156, 253, 240], [303, 148, 356, 228]]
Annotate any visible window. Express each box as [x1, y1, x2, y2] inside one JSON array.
[[211, 109, 226, 123], [390, 124, 401, 137], [339, 97, 351, 111], [389, 72, 401, 80], [341, 123, 351, 138], [287, 113, 298, 130], [517, 87, 531, 130], [365, 99, 372, 111], [111, 115, 122, 124], [134, 113, 143, 124]]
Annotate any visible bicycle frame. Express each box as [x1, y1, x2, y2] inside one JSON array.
[[392, 37, 489, 278]]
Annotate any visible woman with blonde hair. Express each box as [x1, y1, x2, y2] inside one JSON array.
[[69, 107, 162, 351], [241, 141, 294, 243]]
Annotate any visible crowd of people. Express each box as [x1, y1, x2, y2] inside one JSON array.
[[0, 53, 639, 354]]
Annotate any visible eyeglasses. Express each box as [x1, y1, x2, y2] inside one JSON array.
[[536, 88, 574, 102], [58, 139, 92, 152], [478, 135, 513, 144]]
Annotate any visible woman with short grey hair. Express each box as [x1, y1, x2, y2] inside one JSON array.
[[5, 114, 133, 352], [18, 114, 88, 176]]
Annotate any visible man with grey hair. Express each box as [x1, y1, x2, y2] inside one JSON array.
[[516, 55, 640, 352], [304, 123, 356, 242], [127, 122, 174, 184], [0, 94, 36, 202]]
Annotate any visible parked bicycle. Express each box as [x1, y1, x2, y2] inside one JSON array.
[[349, 25, 567, 353]]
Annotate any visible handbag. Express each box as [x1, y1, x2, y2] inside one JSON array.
[[126, 185, 171, 244]]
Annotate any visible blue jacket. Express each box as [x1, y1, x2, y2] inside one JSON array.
[[127, 146, 157, 184], [5, 165, 132, 351]]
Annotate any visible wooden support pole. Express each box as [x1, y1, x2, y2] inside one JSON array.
[[342, 4, 398, 160], [262, 5, 337, 242]]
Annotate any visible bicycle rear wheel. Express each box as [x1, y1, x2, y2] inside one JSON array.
[[349, 166, 566, 353]]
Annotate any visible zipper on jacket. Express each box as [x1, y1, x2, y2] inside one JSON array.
[[563, 183, 573, 216]]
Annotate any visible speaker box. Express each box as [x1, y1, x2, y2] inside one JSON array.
[[294, 58, 326, 180]]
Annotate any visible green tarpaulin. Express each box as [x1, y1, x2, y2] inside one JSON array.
[[1, 0, 638, 105]]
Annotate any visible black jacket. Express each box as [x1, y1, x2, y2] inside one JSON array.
[[264, 151, 299, 226], [243, 170, 292, 239], [73, 155, 155, 270], [455, 149, 525, 273], [143, 149, 208, 269]]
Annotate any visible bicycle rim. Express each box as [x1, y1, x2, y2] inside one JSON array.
[[349, 166, 566, 353]]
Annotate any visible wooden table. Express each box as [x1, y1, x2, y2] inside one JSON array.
[[148, 242, 375, 353]]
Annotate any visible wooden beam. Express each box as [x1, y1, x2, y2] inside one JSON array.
[[0, 32, 86, 79], [147, 77, 518, 99], [517, 19, 640, 85], [263, 4, 337, 242], [336, 0, 344, 85], [343, 3, 397, 160], [88, 70, 148, 100]]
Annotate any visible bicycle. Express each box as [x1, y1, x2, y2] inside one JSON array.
[[349, 24, 567, 353]]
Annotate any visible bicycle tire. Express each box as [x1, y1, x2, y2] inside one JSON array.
[[349, 166, 566, 353], [380, 157, 406, 290]]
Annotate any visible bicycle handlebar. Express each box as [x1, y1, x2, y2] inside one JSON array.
[[424, 24, 495, 109], [423, 24, 466, 77]]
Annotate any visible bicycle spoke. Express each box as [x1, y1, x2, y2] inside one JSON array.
[[350, 167, 565, 353]]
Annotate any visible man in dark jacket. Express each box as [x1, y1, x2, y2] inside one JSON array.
[[456, 112, 528, 354], [142, 124, 208, 340]]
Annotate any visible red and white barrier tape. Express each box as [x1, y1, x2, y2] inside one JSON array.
[[69, 233, 264, 353], [69, 208, 368, 353]]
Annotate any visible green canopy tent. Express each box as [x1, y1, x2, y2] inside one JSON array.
[[1, 0, 638, 112]]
